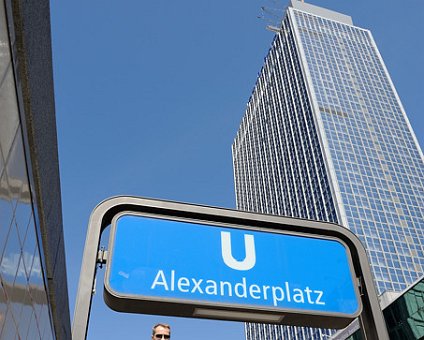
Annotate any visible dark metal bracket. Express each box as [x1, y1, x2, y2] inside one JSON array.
[[97, 248, 107, 269]]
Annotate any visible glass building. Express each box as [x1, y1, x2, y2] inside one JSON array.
[[232, 1, 424, 339], [332, 275, 424, 340], [0, 0, 71, 339]]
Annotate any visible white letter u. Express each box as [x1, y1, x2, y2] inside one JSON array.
[[221, 231, 256, 271]]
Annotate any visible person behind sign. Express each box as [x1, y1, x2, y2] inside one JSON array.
[[152, 323, 171, 340]]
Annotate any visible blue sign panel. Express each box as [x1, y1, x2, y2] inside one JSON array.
[[105, 213, 360, 318]]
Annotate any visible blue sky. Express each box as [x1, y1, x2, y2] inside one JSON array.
[[50, 0, 423, 339]]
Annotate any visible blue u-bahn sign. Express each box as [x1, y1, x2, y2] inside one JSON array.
[[72, 197, 390, 340], [104, 211, 361, 328]]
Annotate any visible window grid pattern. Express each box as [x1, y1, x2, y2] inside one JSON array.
[[234, 6, 424, 340], [233, 14, 338, 340], [232, 16, 337, 223], [294, 9, 424, 294], [0, 1, 54, 338]]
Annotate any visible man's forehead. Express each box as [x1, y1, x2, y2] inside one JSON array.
[[154, 326, 170, 333]]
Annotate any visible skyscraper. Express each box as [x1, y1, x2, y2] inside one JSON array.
[[232, 1, 424, 339]]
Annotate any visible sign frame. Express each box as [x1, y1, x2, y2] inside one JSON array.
[[104, 210, 362, 328], [72, 196, 389, 340]]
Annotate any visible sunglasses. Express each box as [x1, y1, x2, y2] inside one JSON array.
[[154, 335, 170, 339]]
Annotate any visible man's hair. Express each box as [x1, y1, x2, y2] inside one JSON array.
[[152, 323, 171, 336]]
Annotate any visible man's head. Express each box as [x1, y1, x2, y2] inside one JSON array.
[[152, 323, 171, 340]]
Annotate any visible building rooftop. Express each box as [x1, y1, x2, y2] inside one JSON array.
[[289, 0, 353, 25]]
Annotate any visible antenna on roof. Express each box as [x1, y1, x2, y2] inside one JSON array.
[[266, 25, 282, 33], [257, 1, 285, 31]]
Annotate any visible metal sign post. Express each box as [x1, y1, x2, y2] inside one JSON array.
[[72, 196, 389, 340]]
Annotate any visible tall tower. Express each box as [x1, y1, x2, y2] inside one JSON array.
[[232, 1, 424, 339]]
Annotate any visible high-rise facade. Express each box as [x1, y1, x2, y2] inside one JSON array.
[[0, 0, 71, 338], [232, 1, 424, 339]]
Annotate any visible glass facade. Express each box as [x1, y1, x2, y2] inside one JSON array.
[[342, 277, 424, 340], [232, 12, 338, 225], [294, 8, 423, 294], [0, 1, 55, 339], [384, 278, 424, 340], [232, 1, 424, 339]]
